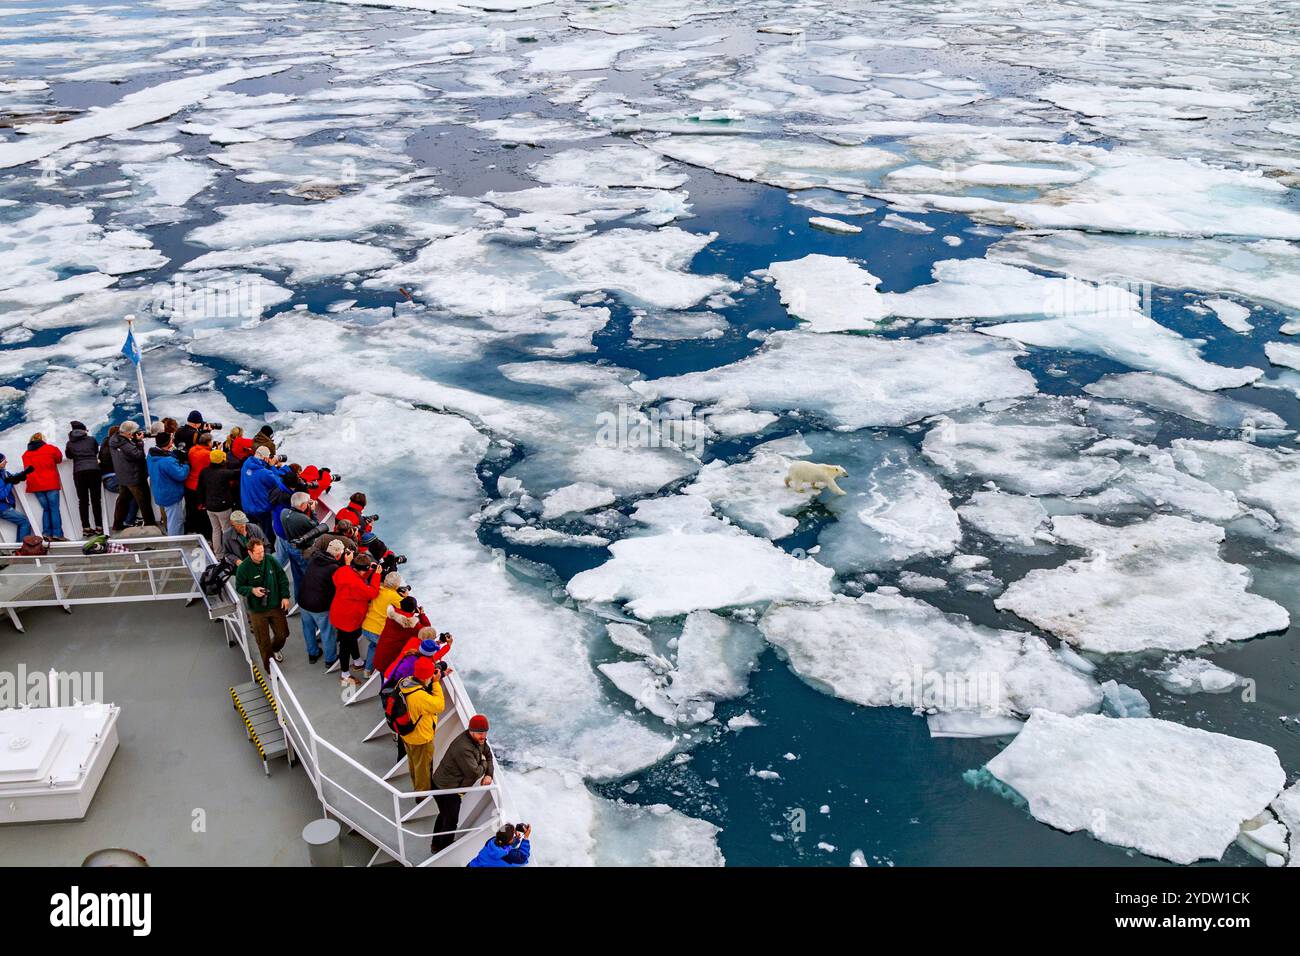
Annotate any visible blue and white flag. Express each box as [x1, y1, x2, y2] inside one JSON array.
[[122, 328, 141, 365]]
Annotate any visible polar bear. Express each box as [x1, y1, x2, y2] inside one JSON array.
[[785, 461, 848, 495]]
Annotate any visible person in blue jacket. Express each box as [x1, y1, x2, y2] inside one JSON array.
[[240, 446, 289, 545], [467, 823, 531, 867], [0, 451, 35, 540], [146, 432, 190, 535]]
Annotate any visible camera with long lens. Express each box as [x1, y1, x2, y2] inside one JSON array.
[[201, 421, 224, 431], [362, 513, 379, 524]]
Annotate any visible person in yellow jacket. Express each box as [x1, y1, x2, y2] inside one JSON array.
[[360, 571, 404, 677], [400, 656, 446, 793]]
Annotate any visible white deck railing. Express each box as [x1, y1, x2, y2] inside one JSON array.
[[0, 528, 504, 867]]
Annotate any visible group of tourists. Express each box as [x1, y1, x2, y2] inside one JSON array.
[[1, 410, 527, 866]]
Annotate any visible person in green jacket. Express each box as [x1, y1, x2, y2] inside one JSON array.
[[235, 537, 291, 672]]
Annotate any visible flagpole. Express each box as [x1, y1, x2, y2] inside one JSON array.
[[125, 314, 152, 429]]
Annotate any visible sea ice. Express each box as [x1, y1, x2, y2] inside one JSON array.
[[640, 331, 1036, 431], [566, 495, 835, 620], [1083, 372, 1286, 431], [995, 514, 1289, 653], [760, 591, 1101, 717], [984, 711, 1286, 865], [1147, 656, 1243, 695], [766, 254, 887, 333]]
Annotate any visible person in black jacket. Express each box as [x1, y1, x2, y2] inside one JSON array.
[[298, 538, 343, 664], [108, 421, 153, 532], [65, 420, 103, 536], [279, 491, 327, 600], [199, 448, 238, 554], [175, 409, 204, 454]]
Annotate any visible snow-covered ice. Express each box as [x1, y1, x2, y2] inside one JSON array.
[[985, 711, 1286, 864], [996, 515, 1289, 653]]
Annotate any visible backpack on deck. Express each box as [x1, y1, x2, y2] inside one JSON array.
[[199, 559, 237, 596], [380, 678, 423, 739]]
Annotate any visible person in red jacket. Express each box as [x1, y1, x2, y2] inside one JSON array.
[[22, 433, 66, 540], [225, 426, 254, 462], [298, 465, 334, 501], [337, 491, 375, 540], [371, 596, 431, 677], [329, 549, 381, 691]]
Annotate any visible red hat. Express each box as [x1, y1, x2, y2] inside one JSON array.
[[413, 658, 437, 683], [468, 714, 489, 733]]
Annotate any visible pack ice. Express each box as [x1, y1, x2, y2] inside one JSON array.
[[985, 711, 1286, 864], [760, 591, 1100, 718], [638, 331, 1036, 430], [566, 495, 835, 619], [996, 515, 1289, 653]]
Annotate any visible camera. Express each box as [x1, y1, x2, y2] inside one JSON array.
[[438, 632, 451, 642], [362, 513, 379, 524], [201, 421, 223, 431], [515, 823, 529, 834], [172, 448, 188, 463]]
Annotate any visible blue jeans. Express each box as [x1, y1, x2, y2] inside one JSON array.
[[275, 537, 307, 599], [0, 506, 32, 540], [161, 501, 184, 536], [362, 629, 381, 672], [300, 608, 335, 663], [34, 490, 62, 538], [249, 510, 275, 546]]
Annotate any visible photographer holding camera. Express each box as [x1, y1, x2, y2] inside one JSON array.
[[146, 430, 190, 535], [240, 445, 291, 545], [467, 822, 531, 868], [109, 421, 153, 532], [176, 409, 223, 455]]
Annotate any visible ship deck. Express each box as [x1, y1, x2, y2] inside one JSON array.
[[0, 599, 376, 866]]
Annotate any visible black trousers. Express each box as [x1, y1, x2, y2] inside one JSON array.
[[73, 469, 103, 529], [183, 486, 205, 534], [431, 792, 462, 853], [113, 482, 153, 531]]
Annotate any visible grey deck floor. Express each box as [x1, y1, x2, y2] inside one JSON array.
[[0, 600, 375, 866]]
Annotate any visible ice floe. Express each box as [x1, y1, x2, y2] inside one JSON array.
[[640, 331, 1036, 430], [995, 514, 1290, 653], [1083, 372, 1286, 431], [567, 495, 835, 619], [984, 711, 1286, 864], [760, 591, 1101, 717]]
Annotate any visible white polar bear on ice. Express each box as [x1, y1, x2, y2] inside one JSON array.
[[784, 461, 848, 495]]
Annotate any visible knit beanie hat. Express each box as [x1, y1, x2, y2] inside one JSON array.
[[413, 657, 437, 682], [468, 714, 489, 733]]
